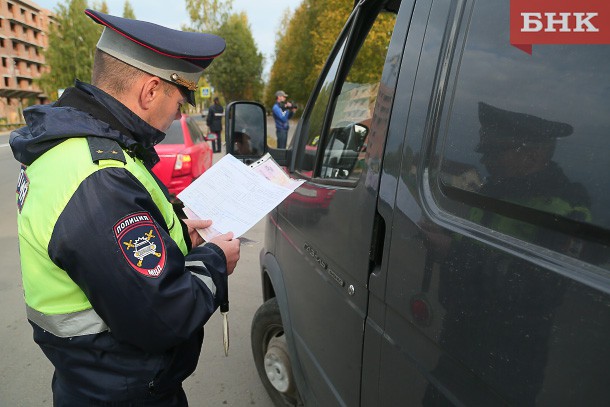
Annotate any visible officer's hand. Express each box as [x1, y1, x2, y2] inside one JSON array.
[[183, 218, 213, 249], [209, 232, 240, 275]]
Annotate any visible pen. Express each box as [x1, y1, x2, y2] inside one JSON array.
[[221, 300, 229, 356]]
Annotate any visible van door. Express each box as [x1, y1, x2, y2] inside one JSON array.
[[273, 0, 408, 405], [372, 0, 610, 405]]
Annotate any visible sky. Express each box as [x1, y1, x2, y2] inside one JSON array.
[[32, 0, 297, 77]]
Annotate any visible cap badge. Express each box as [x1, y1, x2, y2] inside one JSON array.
[[170, 73, 198, 91]]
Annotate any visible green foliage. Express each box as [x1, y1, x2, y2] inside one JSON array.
[[183, 0, 264, 103], [346, 12, 396, 85], [184, 0, 233, 32], [265, 0, 352, 110], [36, 0, 102, 99], [265, 4, 314, 109], [91, 0, 108, 13], [308, 0, 352, 85], [122, 0, 136, 19], [206, 12, 263, 102]]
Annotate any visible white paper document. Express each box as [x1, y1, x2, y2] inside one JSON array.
[[178, 154, 304, 240]]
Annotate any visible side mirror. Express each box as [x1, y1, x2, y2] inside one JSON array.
[[226, 101, 293, 167], [226, 101, 267, 163]]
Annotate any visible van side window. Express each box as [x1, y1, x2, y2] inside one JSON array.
[[319, 12, 397, 182], [296, 40, 346, 176], [432, 2, 610, 267]]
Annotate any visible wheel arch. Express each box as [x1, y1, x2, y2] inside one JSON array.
[[259, 251, 313, 405]]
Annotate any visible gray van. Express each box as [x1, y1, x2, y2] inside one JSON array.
[[226, 0, 610, 405]]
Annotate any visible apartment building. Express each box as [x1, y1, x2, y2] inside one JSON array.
[[0, 0, 54, 125]]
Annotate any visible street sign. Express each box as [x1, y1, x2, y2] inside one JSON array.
[[200, 87, 211, 98]]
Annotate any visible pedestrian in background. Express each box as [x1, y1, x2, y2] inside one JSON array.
[[206, 97, 224, 153], [272, 90, 297, 149], [10, 9, 240, 406]]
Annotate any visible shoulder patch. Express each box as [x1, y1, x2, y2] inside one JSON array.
[[88, 136, 126, 164], [16, 165, 29, 213], [114, 212, 166, 278]]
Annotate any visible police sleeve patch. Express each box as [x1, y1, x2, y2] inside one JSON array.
[[114, 212, 167, 278]]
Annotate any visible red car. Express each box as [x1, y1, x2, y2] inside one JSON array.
[[153, 114, 213, 201]]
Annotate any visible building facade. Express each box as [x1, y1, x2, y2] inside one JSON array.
[[0, 0, 54, 126]]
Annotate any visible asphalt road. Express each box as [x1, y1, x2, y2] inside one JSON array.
[[0, 132, 274, 406]]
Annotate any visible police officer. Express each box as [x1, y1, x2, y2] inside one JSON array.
[[424, 102, 591, 405], [206, 97, 224, 153], [10, 10, 240, 406], [473, 102, 591, 227]]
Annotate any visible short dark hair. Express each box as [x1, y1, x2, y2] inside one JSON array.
[[91, 49, 148, 96]]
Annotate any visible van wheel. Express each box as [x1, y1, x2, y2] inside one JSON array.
[[251, 298, 301, 406]]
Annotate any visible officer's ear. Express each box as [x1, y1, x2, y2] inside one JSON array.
[[139, 76, 164, 110]]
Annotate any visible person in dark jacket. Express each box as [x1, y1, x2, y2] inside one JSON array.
[[206, 97, 224, 153], [10, 10, 240, 407]]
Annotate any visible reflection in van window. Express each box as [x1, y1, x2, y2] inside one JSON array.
[[434, 1, 609, 267], [320, 12, 396, 182], [296, 40, 346, 176], [233, 104, 265, 156]]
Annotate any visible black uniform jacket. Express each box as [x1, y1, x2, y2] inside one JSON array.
[[10, 81, 228, 402]]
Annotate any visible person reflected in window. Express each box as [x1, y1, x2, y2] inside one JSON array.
[[423, 102, 591, 406], [233, 128, 259, 156], [475, 102, 591, 225]]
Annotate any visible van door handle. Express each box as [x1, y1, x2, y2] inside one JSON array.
[[369, 212, 386, 274]]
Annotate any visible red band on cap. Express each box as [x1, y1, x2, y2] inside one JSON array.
[[86, 10, 221, 61]]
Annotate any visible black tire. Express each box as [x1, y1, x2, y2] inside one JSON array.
[[251, 298, 301, 406]]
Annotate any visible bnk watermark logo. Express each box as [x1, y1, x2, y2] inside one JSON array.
[[510, 0, 610, 54]]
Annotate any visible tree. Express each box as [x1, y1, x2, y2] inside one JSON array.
[[265, 3, 314, 109], [184, 0, 233, 32], [206, 12, 263, 101], [122, 0, 136, 19], [346, 12, 396, 85], [308, 0, 351, 85], [92, 0, 108, 13], [183, 0, 263, 102], [265, 0, 352, 110], [37, 0, 102, 99]]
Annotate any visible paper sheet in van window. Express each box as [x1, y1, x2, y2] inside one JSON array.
[[178, 154, 304, 241]]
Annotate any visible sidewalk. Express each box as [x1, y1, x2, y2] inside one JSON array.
[[0, 131, 11, 146]]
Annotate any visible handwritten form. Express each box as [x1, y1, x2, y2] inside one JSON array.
[[178, 154, 304, 240]]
